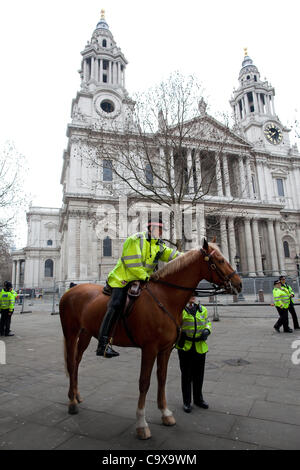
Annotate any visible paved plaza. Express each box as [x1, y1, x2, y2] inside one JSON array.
[[0, 303, 300, 451]]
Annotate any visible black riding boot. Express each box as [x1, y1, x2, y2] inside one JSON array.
[[96, 287, 127, 358]]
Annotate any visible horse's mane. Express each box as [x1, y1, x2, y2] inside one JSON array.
[[150, 249, 201, 280], [150, 242, 222, 281]]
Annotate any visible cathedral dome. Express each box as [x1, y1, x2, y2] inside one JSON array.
[[96, 9, 109, 30]]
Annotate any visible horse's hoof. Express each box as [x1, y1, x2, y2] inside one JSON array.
[[76, 394, 83, 403], [136, 426, 152, 440], [162, 415, 176, 426], [68, 403, 79, 415]]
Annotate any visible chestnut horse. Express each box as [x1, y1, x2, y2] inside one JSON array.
[[59, 239, 242, 439]]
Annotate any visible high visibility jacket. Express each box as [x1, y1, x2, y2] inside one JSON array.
[[273, 287, 290, 309], [107, 231, 180, 288], [0, 289, 15, 311], [11, 289, 18, 300], [281, 284, 295, 305], [176, 304, 211, 354]]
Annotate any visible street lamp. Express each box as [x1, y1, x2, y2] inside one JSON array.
[[234, 254, 245, 300], [234, 254, 241, 273]]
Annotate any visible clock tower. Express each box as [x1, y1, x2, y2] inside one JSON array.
[[71, 10, 135, 132], [230, 49, 291, 155]]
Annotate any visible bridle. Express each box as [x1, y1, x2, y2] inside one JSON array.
[[150, 247, 237, 294], [199, 248, 237, 293], [144, 246, 238, 346]]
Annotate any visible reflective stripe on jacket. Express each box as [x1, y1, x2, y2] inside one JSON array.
[[0, 289, 15, 311], [176, 305, 211, 354], [281, 284, 295, 305], [107, 231, 180, 288], [273, 287, 290, 309]]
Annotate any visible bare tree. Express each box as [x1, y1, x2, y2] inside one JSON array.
[[78, 72, 247, 250], [0, 141, 29, 280]]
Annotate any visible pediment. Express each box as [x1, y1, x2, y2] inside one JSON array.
[[176, 115, 251, 148], [270, 167, 289, 177]]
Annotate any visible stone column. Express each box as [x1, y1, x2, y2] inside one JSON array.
[[245, 157, 254, 198], [251, 218, 264, 276], [67, 218, 78, 280], [99, 59, 103, 83], [215, 153, 223, 196], [118, 62, 121, 85], [238, 156, 247, 198], [228, 216, 237, 266], [194, 151, 202, 193], [223, 154, 231, 197], [95, 59, 99, 82], [91, 57, 95, 81], [170, 148, 175, 188], [267, 219, 280, 276], [108, 61, 112, 84], [80, 217, 88, 279], [196, 204, 206, 244], [253, 92, 259, 113], [274, 219, 287, 275], [244, 218, 256, 276], [256, 161, 266, 200], [11, 261, 16, 287], [220, 216, 229, 260], [187, 148, 194, 193], [16, 260, 21, 290]]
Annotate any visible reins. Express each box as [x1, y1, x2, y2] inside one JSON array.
[[143, 246, 235, 346]]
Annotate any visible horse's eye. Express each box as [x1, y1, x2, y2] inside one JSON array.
[[219, 259, 225, 264]]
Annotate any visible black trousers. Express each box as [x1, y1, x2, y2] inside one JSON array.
[[178, 346, 206, 406], [98, 287, 128, 339], [288, 303, 299, 329], [0, 309, 12, 336], [274, 307, 289, 331]]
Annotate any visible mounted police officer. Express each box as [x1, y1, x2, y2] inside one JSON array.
[[176, 295, 211, 413], [279, 275, 300, 330], [96, 218, 181, 358]]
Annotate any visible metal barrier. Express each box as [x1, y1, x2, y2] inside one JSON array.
[[13, 275, 300, 315]]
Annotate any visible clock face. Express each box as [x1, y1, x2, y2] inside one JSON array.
[[264, 123, 283, 145]]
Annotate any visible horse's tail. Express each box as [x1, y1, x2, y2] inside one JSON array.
[[63, 337, 69, 377]]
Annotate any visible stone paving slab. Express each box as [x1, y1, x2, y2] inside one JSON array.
[[0, 305, 300, 450]]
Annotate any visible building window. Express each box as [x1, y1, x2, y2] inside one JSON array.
[[283, 241, 290, 258], [103, 160, 113, 181], [145, 164, 153, 185], [102, 39, 107, 47], [103, 237, 112, 257], [45, 259, 54, 277], [276, 178, 284, 197], [103, 74, 107, 83], [47, 239, 53, 246], [101, 100, 114, 113]]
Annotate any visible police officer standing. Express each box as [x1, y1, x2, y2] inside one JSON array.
[[0, 281, 15, 336], [176, 295, 211, 413], [279, 275, 300, 330], [272, 280, 293, 333]]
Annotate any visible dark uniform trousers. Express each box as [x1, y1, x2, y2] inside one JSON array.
[[274, 307, 289, 332], [177, 345, 206, 406], [288, 303, 300, 329], [0, 309, 12, 336]]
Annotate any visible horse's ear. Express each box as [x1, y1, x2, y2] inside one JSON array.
[[202, 238, 209, 251], [211, 236, 216, 243]]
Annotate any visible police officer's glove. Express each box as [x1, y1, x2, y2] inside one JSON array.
[[177, 332, 186, 348], [199, 329, 210, 341]]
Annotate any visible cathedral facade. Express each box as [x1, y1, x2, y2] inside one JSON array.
[[12, 12, 300, 290]]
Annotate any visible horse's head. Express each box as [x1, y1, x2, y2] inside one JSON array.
[[201, 238, 242, 295]]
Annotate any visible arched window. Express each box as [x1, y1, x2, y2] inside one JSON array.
[[103, 237, 112, 257], [145, 164, 153, 185], [102, 39, 107, 47], [45, 259, 54, 277], [283, 241, 290, 258], [47, 239, 53, 246]]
